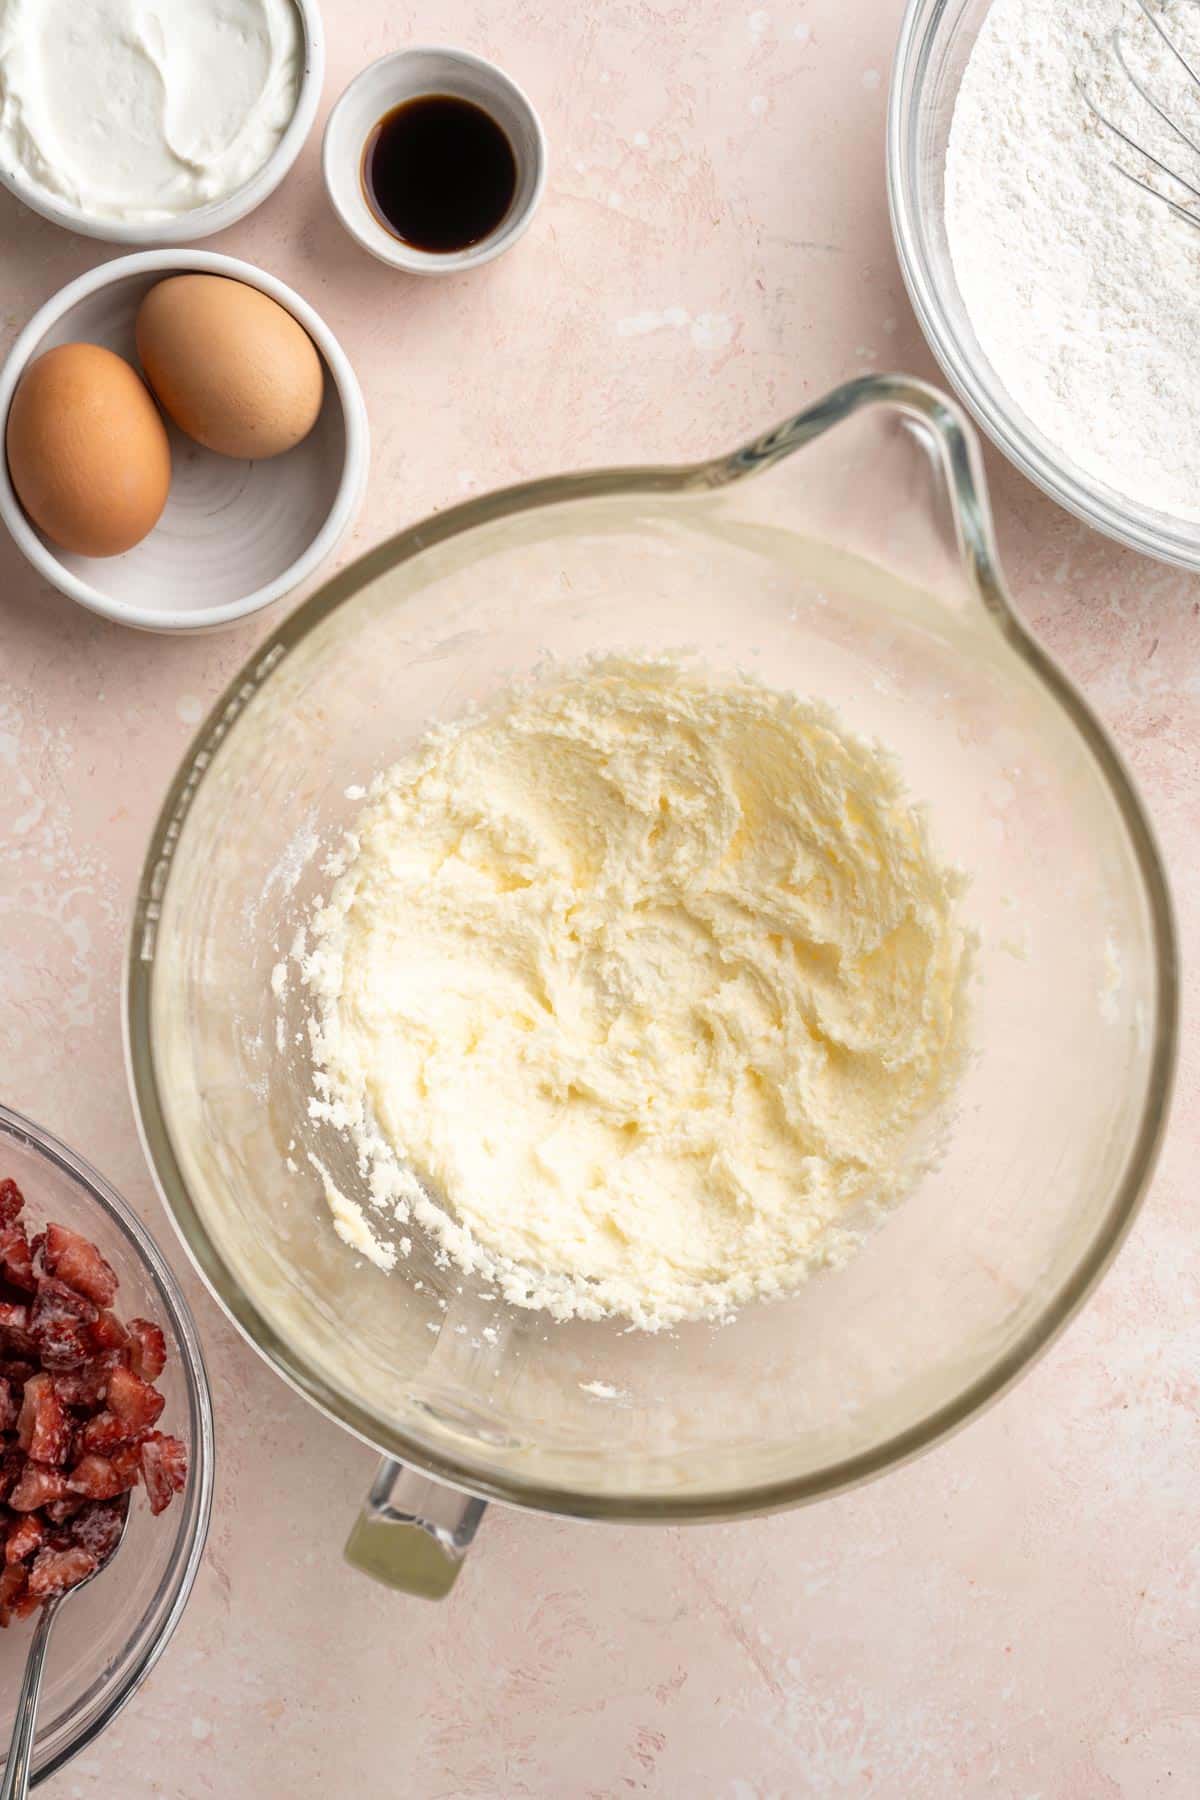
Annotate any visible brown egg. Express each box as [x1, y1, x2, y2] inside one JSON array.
[[136, 275, 324, 461], [5, 343, 171, 557]]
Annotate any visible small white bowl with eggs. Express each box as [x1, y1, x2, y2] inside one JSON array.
[[0, 250, 369, 631]]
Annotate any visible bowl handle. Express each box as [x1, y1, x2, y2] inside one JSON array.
[[344, 1457, 487, 1599], [707, 374, 1014, 630]]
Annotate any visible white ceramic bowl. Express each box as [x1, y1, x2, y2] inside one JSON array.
[[323, 47, 547, 274], [0, 250, 369, 633], [0, 0, 325, 246]]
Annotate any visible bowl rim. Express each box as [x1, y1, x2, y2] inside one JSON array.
[[321, 45, 548, 275], [0, 0, 325, 246], [886, 0, 1200, 572], [0, 1101, 215, 1787], [0, 248, 370, 633], [124, 374, 1178, 1523]]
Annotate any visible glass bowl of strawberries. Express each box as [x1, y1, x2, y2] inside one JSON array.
[[0, 1103, 213, 1787]]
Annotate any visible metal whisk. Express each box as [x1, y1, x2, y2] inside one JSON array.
[[1082, 0, 1200, 224]]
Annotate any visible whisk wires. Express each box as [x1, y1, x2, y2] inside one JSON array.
[[1081, 0, 1200, 223]]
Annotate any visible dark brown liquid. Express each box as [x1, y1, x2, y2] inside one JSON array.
[[362, 95, 518, 253]]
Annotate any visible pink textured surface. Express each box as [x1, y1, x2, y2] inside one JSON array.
[[0, 2, 1195, 1794]]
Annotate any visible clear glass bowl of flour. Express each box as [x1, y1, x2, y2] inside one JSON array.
[[125, 375, 1175, 1594], [889, 0, 1200, 570]]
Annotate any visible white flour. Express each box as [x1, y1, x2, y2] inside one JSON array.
[[946, 0, 1200, 519]]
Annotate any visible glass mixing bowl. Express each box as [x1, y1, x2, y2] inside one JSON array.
[[0, 1105, 213, 1783], [125, 376, 1175, 1596], [888, 0, 1200, 570]]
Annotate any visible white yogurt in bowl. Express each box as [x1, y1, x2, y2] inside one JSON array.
[[0, 0, 321, 242]]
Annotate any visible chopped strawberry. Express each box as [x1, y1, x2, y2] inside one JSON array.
[[0, 1183, 182, 1624], [90, 1310, 129, 1353], [27, 1545, 97, 1599], [42, 1495, 86, 1525], [80, 1409, 128, 1453], [36, 1279, 96, 1324], [5, 1513, 43, 1565], [106, 1365, 164, 1435], [16, 1377, 45, 1450], [30, 1279, 96, 1370], [0, 1224, 36, 1294], [0, 1181, 23, 1228], [67, 1454, 130, 1500], [8, 1464, 70, 1512], [70, 1499, 126, 1563], [127, 1319, 166, 1382], [43, 1226, 118, 1308], [52, 1351, 123, 1411], [0, 1560, 27, 1626], [17, 1374, 71, 1466], [0, 1302, 30, 1344], [109, 1444, 142, 1488], [139, 1434, 187, 1515], [0, 1447, 24, 1504]]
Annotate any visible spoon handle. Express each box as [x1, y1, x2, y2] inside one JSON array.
[[0, 1598, 59, 1800]]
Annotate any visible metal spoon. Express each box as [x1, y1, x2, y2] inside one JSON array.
[[0, 1501, 131, 1800]]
